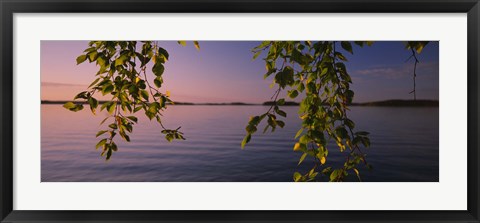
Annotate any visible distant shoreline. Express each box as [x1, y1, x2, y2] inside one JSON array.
[[42, 99, 439, 107]]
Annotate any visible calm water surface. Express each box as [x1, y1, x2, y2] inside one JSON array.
[[41, 105, 439, 182]]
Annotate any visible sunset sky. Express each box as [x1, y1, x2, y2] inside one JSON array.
[[41, 41, 439, 103]]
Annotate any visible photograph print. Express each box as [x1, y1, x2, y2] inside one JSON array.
[[41, 41, 439, 182]]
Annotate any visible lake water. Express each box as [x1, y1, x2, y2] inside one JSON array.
[[41, 104, 439, 182]]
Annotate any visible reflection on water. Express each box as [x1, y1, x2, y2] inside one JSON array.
[[41, 105, 439, 182]]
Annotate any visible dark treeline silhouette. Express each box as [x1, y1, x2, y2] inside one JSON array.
[[352, 99, 438, 107], [42, 99, 438, 107], [263, 99, 438, 107]]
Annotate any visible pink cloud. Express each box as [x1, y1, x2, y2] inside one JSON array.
[[41, 82, 85, 87], [352, 61, 439, 80]]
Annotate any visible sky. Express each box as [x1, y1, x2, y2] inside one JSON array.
[[41, 41, 439, 103]]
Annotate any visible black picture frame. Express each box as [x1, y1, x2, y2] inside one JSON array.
[[1, 0, 479, 222]]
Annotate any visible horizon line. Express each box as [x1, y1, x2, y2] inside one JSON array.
[[41, 99, 440, 107]]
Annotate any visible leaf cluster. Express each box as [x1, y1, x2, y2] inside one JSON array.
[[65, 41, 189, 160], [245, 41, 374, 181]]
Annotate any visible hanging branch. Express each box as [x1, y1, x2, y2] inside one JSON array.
[[406, 48, 420, 100]]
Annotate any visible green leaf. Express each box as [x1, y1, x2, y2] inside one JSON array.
[[102, 84, 114, 95], [76, 55, 87, 65], [71, 104, 84, 112], [157, 47, 170, 60], [253, 51, 261, 60], [148, 102, 160, 114], [345, 90, 354, 103], [100, 116, 110, 125], [111, 142, 118, 152], [106, 146, 113, 160], [63, 102, 76, 109], [245, 125, 257, 134], [100, 101, 110, 111], [126, 116, 138, 123], [274, 67, 294, 89], [322, 167, 332, 175], [133, 106, 143, 113], [276, 120, 285, 128], [335, 52, 348, 61], [63, 102, 84, 112], [360, 137, 371, 147], [298, 83, 305, 92], [193, 41, 200, 51], [353, 168, 362, 181], [299, 135, 310, 144], [107, 102, 116, 114], [288, 90, 299, 99], [263, 69, 276, 79], [165, 133, 174, 142], [241, 134, 251, 149], [298, 153, 307, 165], [307, 82, 317, 95], [124, 123, 133, 132], [276, 109, 287, 118], [320, 156, 326, 165], [408, 41, 429, 54], [159, 96, 166, 108], [344, 118, 355, 129], [262, 124, 270, 133], [74, 91, 88, 99], [330, 169, 341, 181], [293, 142, 306, 152], [88, 51, 98, 62], [353, 41, 365, 47], [96, 56, 107, 68], [291, 49, 305, 64], [96, 138, 107, 150], [152, 62, 165, 76], [309, 171, 319, 179], [119, 131, 130, 142], [336, 62, 347, 73], [293, 172, 302, 182], [88, 78, 101, 88], [96, 130, 108, 137], [83, 47, 96, 53], [145, 111, 155, 120], [140, 90, 149, 101], [341, 41, 353, 54], [248, 116, 261, 126], [320, 67, 329, 76], [267, 115, 277, 129], [154, 76, 163, 88], [88, 97, 98, 114], [335, 126, 349, 139], [295, 128, 304, 139], [114, 54, 128, 67], [177, 41, 187, 46]]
